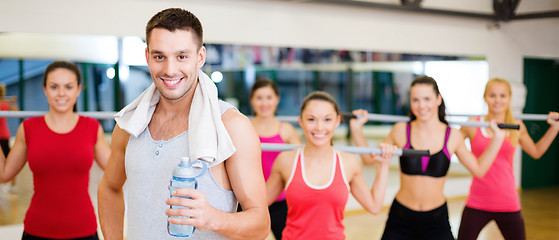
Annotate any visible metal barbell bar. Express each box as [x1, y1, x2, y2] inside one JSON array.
[[447, 113, 556, 121], [0, 111, 117, 119], [252, 113, 521, 129], [340, 113, 521, 130], [261, 143, 430, 157], [0, 111, 552, 127]]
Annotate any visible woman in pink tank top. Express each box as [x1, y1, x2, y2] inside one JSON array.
[[458, 78, 559, 240], [266, 91, 394, 240], [249, 78, 300, 239]]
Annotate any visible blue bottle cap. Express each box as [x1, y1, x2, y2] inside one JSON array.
[[173, 157, 197, 178]]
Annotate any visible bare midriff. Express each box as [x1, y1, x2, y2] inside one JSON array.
[[395, 173, 447, 211]]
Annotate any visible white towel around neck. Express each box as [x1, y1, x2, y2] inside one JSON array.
[[114, 70, 236, 167]]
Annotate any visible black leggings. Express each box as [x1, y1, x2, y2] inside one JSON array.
[[0, 139, 10, 157], [457, 206, 526, 240], [382, 199, 454, 240], [22, 232, 99, 240], [238, 200, 288, 240], [269, 200, 288, 240]]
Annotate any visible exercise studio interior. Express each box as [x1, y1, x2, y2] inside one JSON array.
[[1, 1, 558, 240]]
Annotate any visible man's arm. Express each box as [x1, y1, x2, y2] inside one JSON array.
[[98, 124, 129, 240], [165, 110, 270, 239], [216, 110, 270, 239]]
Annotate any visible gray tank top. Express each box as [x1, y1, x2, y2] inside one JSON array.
[[125, 100, 237, 240]]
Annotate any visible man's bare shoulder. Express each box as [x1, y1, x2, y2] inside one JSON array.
[[221, 108, 250, 127], [221, 109, 259, 150], [112, 123, 131, 148]]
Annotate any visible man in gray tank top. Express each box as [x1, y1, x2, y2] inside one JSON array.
[[97, 8, 270, 240]]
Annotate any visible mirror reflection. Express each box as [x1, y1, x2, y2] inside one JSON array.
[[0, 33, 488, 228]]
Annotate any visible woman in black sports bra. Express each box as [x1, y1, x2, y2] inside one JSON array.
[[350, 75, 506, 240]]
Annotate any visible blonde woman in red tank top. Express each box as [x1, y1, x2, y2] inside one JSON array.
[[458, 78, 559, 240], [249, 78, 300, 240], [266, 91, 394, 240]]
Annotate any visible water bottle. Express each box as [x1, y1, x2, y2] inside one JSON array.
[[168, 157, 207, 237]]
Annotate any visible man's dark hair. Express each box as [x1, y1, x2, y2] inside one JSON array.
[[145, 8, 203, 49]]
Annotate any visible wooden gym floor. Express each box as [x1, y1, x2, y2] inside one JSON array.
[[1, 164, 558, 240]]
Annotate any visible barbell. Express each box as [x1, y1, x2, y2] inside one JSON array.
[[340, 113, 521, 130], [261, 143, 429, 156]]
